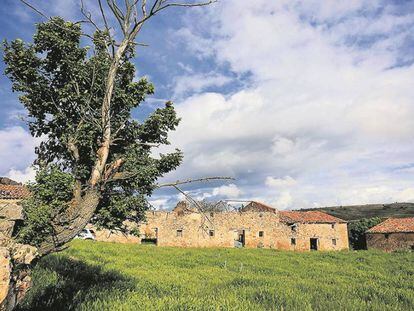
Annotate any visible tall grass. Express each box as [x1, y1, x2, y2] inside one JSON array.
[[18, 240, 414, 310]]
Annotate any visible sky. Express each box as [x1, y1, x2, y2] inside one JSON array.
[[1, 0, 414, 210]]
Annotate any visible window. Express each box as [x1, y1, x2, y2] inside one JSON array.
[[385, 233, 390, 239], [332, 239, 337, 246], [291, 238, 296, 246], [331, 224, 335, 229], [259, 231, 264, 237], [209, 230, 215, 237], [210, 212, 214, 217], [291, 224, 297, 232], [176, 229, 183, 237]]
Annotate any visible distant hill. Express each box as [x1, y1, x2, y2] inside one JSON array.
[[301, 202, 414, 221]]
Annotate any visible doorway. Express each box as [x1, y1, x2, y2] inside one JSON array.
[[234, 230, 245, 248], [310, 238, 318, 251]]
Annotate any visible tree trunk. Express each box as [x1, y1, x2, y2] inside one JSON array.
[[38, 189, 101, 255], [0, 189, 100, 309]]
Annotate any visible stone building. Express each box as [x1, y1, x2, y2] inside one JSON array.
[[0, 180, 36, 310], [139, 201, 349, 251], [366, 217, 414, 252], [0, 182, 29, 240]]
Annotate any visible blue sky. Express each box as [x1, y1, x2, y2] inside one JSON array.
[[1, 0, 414, 210]]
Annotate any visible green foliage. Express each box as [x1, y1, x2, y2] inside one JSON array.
[[18, 166, 74, 246], [3, 17, 183, 236], [348, 217, 383, 250], [18, 241, 414, 310]]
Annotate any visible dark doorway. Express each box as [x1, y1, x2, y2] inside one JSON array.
[[310, 238, 318, 251], [234, 230, 245, 248], [142, 228, 158, 245]]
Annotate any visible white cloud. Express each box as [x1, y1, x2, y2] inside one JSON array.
[[265, 176, 297, 188], [0, 127, 39, 178], [156, 0, 414, 208], [7, 166, 36, 184], [148, 198, 169, 210], [173, 73, 231, 98], [274, 191, 293, 210], [212, 184, 242, 198]]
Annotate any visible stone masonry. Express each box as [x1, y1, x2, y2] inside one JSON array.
[[366, 217, 414, 252], [139, 201, 349, 251]]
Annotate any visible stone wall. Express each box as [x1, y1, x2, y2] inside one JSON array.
[[288, 223, 349, 251], [366, 232, 414, 252], [139, 210, 349, 251]]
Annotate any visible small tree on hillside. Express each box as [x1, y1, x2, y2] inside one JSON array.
[[1, 0, 218, 307]]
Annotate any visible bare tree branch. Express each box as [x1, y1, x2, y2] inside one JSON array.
[[20, 0, 49, 19], [157, 176, 234, 188], [157, 0, 217, 12]]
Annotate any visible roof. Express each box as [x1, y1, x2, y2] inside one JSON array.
[[279, 210, 346, 224], [0, 184, 30, 200], [242, 201, 277, 213], [366, 217, 414, 233]]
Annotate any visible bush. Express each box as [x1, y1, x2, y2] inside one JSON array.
[[348, 217, 383, 250]]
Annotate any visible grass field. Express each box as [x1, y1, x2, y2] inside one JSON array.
[[18, 240, 414, 311]]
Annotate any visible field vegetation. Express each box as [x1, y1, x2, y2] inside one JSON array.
[[18, 240, 414, 311], [304, 202, 414, 221]]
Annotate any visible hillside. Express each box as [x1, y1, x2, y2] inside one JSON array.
[[301, 202, 414, 221]]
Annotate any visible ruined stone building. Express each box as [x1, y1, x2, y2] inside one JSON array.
[[366, 217, 414, 252], [0, 179, 36, 309], [0, 180, 29, 239], [139, 201, 349, 251]]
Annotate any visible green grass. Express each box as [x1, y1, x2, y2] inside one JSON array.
[[18, 240, 414, 311]]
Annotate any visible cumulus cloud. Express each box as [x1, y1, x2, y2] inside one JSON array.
[[212, 184, 242, 198], [265, 176, 297, 188], [155, 0, 414, 208], [148, 198, 170, 210], [274, 191, 293, 210], [7, 166, 36, 184], [0, 127, 39, 178], [173, 73, 231, 98]]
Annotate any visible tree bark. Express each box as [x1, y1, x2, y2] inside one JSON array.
[[90, 41, 129, 187], [37, 189, 101, 255]]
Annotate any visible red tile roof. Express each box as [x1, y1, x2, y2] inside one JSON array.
[[366, 217, 414, 233], [242, 201, 277, 213], [0, 184, 30, 200], [280, 210, 346, 224]]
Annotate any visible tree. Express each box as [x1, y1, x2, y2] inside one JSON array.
[[1, 0, 217, 308], [348, 217, 383, 250]]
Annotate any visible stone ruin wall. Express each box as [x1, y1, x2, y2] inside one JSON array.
[[0, 201, 38, 310], [139, 210, 349, 251], [289, 223, 349, 251], [366, 232, 414, 252]]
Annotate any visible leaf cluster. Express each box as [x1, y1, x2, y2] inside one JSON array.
[[18, 166, 74, 246]]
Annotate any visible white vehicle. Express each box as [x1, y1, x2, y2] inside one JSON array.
[[76, 228, 96, 240]]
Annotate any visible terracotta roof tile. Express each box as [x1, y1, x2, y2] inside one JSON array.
[[366, 217, 414, 233], [242, 201, 277, 213], [0, 185, 30, 200], [280, 210, 346, 224]]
